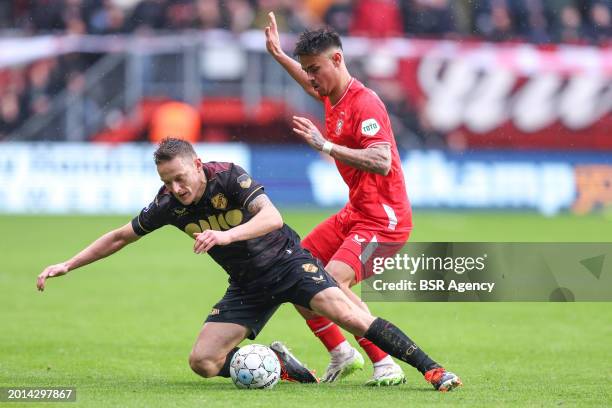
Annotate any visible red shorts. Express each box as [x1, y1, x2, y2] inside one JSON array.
[[302, 206, 411, 283]]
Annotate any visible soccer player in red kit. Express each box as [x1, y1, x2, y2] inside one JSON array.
[[265, 13, 461, 390]]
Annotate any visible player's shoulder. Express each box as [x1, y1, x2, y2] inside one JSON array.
[[351, 80, 384, 108], [151, 185, 175, 210], [202, 161, 234, 180]]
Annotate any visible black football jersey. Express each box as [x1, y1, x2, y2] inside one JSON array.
[[131, 162, 301, 283]]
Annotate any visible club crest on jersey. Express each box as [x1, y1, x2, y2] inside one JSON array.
[[302, 263, 319, 273], [361, 118, 380, 136], [211, 193, 228, 210], [237, 174, 252, 189], [173, 207, 189, 218], [335, 119, 344, 135]]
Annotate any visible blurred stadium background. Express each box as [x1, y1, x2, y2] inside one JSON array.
[[0, 0, 611, 217], [1, 1, 611, 406]]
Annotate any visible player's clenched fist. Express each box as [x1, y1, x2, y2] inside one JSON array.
[[193, 230, 232, 254], [292, 116, 326, 151], [37, 262, 70, 291]]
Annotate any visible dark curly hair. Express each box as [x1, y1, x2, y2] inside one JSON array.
[[154, 137, 197, 164], [294, 28, 343, 57]]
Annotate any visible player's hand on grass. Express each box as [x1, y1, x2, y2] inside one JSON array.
[[293, 116, 326, 151], [193, 230, 232, 254], [37, 262, 70, 292], [265, 12, 283, 57]]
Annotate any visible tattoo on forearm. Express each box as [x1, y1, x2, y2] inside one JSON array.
[[333, 145, 391, 174], [247, 194, 272, 214]]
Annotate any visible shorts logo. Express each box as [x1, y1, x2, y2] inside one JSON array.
[[352, 234, 366, 244], [302, 263, 318, 273], [209, 308, 220, 316], [311, 275, 325, 282], [237, 174, 252, 189], [211, 193, 228, 210], [361, 118, 380, 136], [335, 119, 344, 135]]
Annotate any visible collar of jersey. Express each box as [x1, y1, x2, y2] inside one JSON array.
[[331, 77, 355, 110]]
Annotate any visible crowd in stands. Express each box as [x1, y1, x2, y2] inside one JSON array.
[[1, 0, 610, 44], [1, 0, 610, 141]]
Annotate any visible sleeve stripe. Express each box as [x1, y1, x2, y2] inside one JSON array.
[[242, 186, 264, 207], [364, 141, 392, 148], [137, 216, 151, 233]]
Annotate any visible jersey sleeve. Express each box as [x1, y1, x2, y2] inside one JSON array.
[[131, 188, 171, 236], [225, 164, 265, 209], [352, 91, 393, 149]]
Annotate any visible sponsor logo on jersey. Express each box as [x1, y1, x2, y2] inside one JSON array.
[[211, 193, 228, 209], [237, 174, 252, 189], [335, 119, 344, 135], [302, 263, 319, 273], [361, 118, 380, 136], [183, 209, 244, 236]]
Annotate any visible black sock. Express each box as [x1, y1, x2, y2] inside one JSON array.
[[364, 318, 439, 374], [217, 347, 239, 378]]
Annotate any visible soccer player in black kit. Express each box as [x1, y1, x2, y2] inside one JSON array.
[[37, 138, 460, 391]]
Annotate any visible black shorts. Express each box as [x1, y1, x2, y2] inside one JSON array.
[[205, 249, 338, 339]]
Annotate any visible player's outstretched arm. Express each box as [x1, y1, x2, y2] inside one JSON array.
[[36, 222, 140, 291], [292, 115, 392, 175], [193, 194, 283, 254], [264, 12, 319, 100]]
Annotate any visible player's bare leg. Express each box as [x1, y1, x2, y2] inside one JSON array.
[[190, 322, 316, 383], [189, 322, 248, 378], [296, 260, 405, 385], [309, 287, 462, 392]]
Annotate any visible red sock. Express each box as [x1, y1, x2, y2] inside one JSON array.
[[306, 316, 346, 352], [355, 336, 388, 363]]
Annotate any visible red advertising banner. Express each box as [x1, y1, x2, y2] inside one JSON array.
[[356, 39, 612, 150]]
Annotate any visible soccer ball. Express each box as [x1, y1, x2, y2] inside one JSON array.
[[230, 344, 281, 389]]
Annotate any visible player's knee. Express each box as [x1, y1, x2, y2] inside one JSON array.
[[189, 352, 222, 378]]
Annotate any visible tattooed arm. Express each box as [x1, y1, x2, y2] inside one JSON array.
[[292, 116, 392, 175], [193, 194, 283, 253]]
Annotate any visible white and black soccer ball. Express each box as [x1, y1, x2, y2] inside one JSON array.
[[230, 344, 281, 389]]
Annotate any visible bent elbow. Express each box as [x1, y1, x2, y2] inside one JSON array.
[[271, 210, 284, 230]]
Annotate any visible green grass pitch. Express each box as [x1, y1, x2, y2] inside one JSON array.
[[1, 211, 611, 407]]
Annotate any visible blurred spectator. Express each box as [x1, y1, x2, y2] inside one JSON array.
[[0, 92, 22, 139], [474, 1, 518, 42], [350, 0, 404, 37], [402, 0, 456, 37], [222, 0, 255, 33], [125, 0, 167, 32], [589, 1, 612, 43], [554, 3, 589, 43], [165, 0, 196, 29], [25, 61, 52, 117], [89, 0, 126, 34], [194, 0, 221, 30], [324, 0, 353, 35]]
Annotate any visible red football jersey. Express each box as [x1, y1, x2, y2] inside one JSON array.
[[323, 78, 412, 232]]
